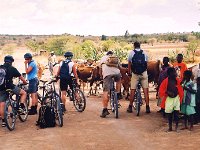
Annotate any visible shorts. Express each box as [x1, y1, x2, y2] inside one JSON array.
[[0, 86, 21, 102], [165, 96, 180, 113], [60, 77, 73, 91], [103, 74, 121, 92], [29, 78, 39, 93], [131, 71, 148, 89]]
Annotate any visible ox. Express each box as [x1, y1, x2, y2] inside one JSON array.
[[121, 60, 161, 99], [77, 64, 101, 96], [37, 62, 46, 80]]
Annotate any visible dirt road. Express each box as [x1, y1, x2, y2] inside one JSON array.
[[0, 48, 200, 150]]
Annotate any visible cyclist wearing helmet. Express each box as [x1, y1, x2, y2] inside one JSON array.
[[48, 51, 57, 75], [0, 55, 27, 127], [24, 53, 38, 115], [56, 51, 79, 112]]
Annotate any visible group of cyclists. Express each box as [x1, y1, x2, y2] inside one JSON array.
[[0, 53, 37, 127], [0, 41, 200, 132], [0, 51, 79, 127]]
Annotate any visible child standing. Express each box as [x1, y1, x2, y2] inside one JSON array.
[[157, 57, 170, 113], [159, 67, 183, 132], [181, 70, 197, 131], [194, 77, 200, 123], [173, 54, 187, 81]]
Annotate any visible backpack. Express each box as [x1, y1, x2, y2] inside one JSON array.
[[106, 56, 119, 68], [0, 65, 7, 89], [131, 50, 147, 75], [37, 105, 56, 128], [60, 60, 72, 79]]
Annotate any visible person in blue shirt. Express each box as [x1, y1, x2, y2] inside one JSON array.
[[24, 53, 38, 115]]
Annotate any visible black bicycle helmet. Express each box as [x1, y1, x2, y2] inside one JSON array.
[[106, 51, 113, 55], [4, 55, 14, 63], [24, 53, 32, 59], [64, 51, 73, 58]]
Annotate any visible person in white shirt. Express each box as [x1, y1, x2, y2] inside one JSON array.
[[99, 51, 122, 118]]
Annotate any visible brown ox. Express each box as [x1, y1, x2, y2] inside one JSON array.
[[77, 64, 101, 96], [147, 60, 161, 84], [37, 62, 46, 80], [120, 60, 161, 99]]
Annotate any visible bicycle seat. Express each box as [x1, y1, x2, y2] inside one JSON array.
[[6, 89, 13, 93], [39, 85, 46, 89], [40, 80, 48, 84], [48, 79, 57, 84]]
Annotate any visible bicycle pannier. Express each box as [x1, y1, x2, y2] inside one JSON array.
[[106, 56, 119, 68]]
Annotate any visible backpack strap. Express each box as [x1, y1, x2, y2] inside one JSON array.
[[134, 49, 143, 54]]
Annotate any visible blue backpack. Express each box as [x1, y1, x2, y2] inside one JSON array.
[[131, 50, 147, 75], [60, 60, 72, 79]]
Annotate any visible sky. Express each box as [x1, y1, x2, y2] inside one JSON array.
[[0, 0, 199, 36]]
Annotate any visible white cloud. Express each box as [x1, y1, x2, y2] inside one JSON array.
[[0, 0, 199, 35]]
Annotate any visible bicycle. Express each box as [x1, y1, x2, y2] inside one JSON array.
[[109, 77, 119, 118], [4, 89, 29, 131], [65, 78, 86, 112], [15, 78, 30, 107], [38, 78, 63, 127], [133, 81, 143, 116], [17, 77, 63, 126]]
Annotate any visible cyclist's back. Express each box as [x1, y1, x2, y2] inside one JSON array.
[[0, 55, 27, 127], [56, 51, 79, 112]]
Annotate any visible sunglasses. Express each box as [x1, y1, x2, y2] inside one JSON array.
[[25, 58, 29, 60]]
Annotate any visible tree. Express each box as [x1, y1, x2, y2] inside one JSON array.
[[101, 35, 107, 41], [101, 40, 115, 52], [124, 30, 129, 38], [186, 40, 199, 62], [81, 40, 96, 59], [25, 40, 39, 52]]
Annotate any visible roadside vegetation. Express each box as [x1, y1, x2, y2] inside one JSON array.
[[0, 31, 200, 63]]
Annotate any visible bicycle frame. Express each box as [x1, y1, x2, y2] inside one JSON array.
[[4, 89, 29, 131]]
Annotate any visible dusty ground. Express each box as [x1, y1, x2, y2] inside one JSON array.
[[0, 46, 200, 150]]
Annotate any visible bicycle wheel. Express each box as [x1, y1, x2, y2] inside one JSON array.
[[53, 92, 63, 127], [136, 91, 141, 116], [4, 100, 16, 131], [73, 89, 86, 112], [110, 91, 115, 112], [18, 101, 28, 122], [114, 92, 119, 118]]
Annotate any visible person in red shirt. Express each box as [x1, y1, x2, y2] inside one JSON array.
[[173, 54, 187, 81], [159, 67, 184, 132]]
